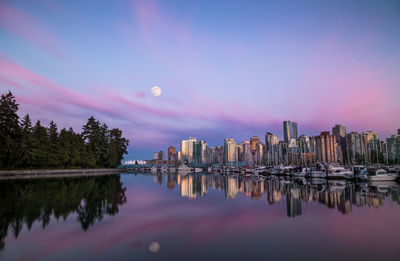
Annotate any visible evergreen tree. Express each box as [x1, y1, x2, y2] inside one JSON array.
[[19, 114, 35, 168], [108, 128, 129, 168], [0, 91, 21, 168], [0, 91, 130, 169], [32, 121, 49, 167], [47, 121, 59, 167], [82, 117, 110, 167]]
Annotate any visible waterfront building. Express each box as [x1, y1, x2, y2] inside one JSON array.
[[346, 132, 363, 164], [283, 121, 298, 143], [332, 124, 347, 163], [213, 146, 223, 163], [386, 131, 400, 164], [313, 131, 337, 163], [158, 150, 165, 161], [265, 132, 279, 166], [200, 140, 208, 164], [153, 152, 159, 160], [193, 141, 201, 164], [238, 141, 252, 164], [180, 139, 189, 162], [250, 136, 260, 154], [255, 142, 264, 165], [180, 137, 197, 163], [362, 131, 380, 163], [177, 151, 181, 161], [224, 138, 238, 163], [188, 137, 197, 163], [168, 146, 176, 162], [298, 135, 313, 165]]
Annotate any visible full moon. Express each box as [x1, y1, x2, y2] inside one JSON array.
[[151, 86, 162, 96]]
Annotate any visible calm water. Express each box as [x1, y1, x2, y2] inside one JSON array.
[[1, 172, 400, 261]]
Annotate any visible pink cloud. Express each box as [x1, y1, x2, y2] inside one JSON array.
[[0, 2, 63, 57]]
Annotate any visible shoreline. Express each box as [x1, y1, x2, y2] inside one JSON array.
[[0, 168, 123, 180]]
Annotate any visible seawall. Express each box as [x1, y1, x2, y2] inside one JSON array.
[[0, 168, 123, 180]]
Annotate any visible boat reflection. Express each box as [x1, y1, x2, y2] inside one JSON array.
[[149, 172, 400, 217]]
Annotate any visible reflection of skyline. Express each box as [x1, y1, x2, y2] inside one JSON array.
[[151, 172, 400, 217]]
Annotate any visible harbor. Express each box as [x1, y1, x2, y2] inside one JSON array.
[[120, 163, 400, 182]]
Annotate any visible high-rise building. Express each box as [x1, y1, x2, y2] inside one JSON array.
[[362, 131, 380, 163], [158, 150, 165, 161], [299, 135, 313, 165], [346, 132, 363, 164], [180, 139, 189, 162], [314, 131, 337, 163], [332, 124, 346, 163], [256, 142, 264, 165], [250, 136, 260, 153], [387, 131, 400, 164], [168, 146, 176, 162], [265, 132, 279, 166], [192, 141, 201, 164], [283, 121, 298, 143], [153, 152, 159, 160], [200, 140, 208, 164], [332, 124, 347, 141], [238, 141, 252, 163], [180, 137, 197, 163], [224, 138, 237, 163], [188, 137, 197, 163], [213, 146, 223, 163]]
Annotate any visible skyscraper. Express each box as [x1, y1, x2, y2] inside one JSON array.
[[168, 146, 176, 162], [180, 137, 197, 163], [332, 124, 346, 163], [250, 136, 260, 153], [346, 132, 363, 164], [314, 131, 337, 163], [192, 141, 201, 164], [387, 131, 400, 164], [265, 132, 279, 166], [224, 138, 237, 163], [332, 124, 346, 141], [283, 121, 298, 143]]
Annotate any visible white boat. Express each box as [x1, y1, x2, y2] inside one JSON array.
[[369, 169, 398, 181], [177, 164, 192, 172], [151, 166, 157, 172], [194, 167, 203, 173], [326, 166, 353, 179], [358, 168, 398, 181]]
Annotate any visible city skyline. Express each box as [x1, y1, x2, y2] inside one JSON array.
[[1, 0, 400, 160], [154, 120, 399, 166]]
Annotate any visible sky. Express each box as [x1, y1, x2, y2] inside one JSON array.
[[0, 0, 399, 160]]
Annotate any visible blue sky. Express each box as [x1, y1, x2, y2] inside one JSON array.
[[1, 0, 399, 159]]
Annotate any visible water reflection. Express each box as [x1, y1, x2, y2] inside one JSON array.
[[150, 172, 400, 217], [0, 175, 126, 250]]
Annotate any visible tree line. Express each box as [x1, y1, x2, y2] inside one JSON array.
[[0, 91, 129, 169]]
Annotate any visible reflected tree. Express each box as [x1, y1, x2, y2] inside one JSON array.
[[0, 175, 127, 250]]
